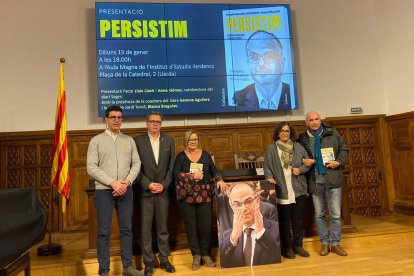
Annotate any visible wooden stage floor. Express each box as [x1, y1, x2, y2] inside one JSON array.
[[24, 213, 414, 276]]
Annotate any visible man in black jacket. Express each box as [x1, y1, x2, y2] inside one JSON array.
[[134, 112, 176, 276], [297, 111, 349, 257]]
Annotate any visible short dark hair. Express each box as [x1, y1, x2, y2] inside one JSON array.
[[105, 105, 123, 117], [146, 111, 162, 121], [272, 122, 296, 142], [228, 181, 258, 199]]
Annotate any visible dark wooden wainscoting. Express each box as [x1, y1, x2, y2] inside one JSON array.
[[325, 115, 388, 216], [0, 115, 395, 246], [386, 111, 414, 215]]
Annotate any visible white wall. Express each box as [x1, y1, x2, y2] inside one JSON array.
[[373, 0, 414, 115], [0, 0, 411, 132]]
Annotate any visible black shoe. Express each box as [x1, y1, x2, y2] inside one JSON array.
[[282, 247, 295, 259], [144, 262, 154, 276], [293, 246, 310, 257], [160, 261, 176, 273]]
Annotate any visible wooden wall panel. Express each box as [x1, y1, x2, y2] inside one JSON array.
[[213, 155, 235, 170], [325, 116, 386, 216], [72, 141, 89, 164], [394, 151, 414, 195], [65, 167, 89, 231], [0, 139, 59, 231], [386, 112, 414, 215], [236, 132, 266, 153], [0, 115, 400, 236]]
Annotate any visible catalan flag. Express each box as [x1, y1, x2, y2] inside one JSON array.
[[51, 59, 70, 213]]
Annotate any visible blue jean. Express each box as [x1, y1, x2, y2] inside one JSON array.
[[95, 187, 133, 274], [312, 184, 342, 245]]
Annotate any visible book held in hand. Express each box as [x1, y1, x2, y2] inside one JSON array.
[[321, 147, 335, 164], [190, 162, 203, 173]]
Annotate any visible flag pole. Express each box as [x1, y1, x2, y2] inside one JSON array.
[[37, 189, 62, 256], [37, 57, 67, 256]]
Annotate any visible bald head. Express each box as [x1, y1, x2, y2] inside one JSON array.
[[246, 31, 283, 55], [305, 111, 322, 131], [306, 111, 320, 121]]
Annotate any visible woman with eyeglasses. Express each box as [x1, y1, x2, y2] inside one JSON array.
[[172, 129, 225, 271], [264, 122, 310, 259]]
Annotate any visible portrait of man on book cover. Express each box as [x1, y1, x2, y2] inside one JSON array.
[[222, 6, 297, 112]]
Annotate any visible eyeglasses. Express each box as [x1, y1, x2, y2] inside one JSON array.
[[280, 129, 290, 133], [230, 196, 258, 209], [107, 116, 123, 121], [148, 120, 162, 125], [248, 52, 282, 65], [188, 139, 199, 142]]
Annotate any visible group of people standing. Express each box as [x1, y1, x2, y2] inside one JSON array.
[[87, 107, 223, 276], [264, 111, 349, 260], [87, 106, 349, 276]]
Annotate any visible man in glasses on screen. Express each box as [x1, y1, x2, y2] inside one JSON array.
[[233, 30, 291, 110], [134, 112, 176, 276], [219, 182, 281, 268]]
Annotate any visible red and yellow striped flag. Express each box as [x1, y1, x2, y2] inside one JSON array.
[[51, 59, 70, 213]]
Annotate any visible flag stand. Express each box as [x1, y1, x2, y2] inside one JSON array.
[[37, 57, 68, 256], [37, 190, 62, 256]]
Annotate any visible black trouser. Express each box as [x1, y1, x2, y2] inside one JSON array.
[[277, 195, 306, 251], [178, 201, 212, 256]]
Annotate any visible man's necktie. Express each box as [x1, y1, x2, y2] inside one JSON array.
[[244, 228, 253, 266]]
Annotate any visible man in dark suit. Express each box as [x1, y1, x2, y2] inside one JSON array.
[[134, 112, 176, 276], [219, 182, 281, 268], [216, 181, 278, 235], [233, 30, 291, 110]]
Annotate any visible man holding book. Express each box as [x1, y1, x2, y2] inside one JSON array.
[[297, 111, 349, 257]]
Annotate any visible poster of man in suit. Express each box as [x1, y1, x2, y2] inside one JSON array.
[[217, 181, 281, 268]]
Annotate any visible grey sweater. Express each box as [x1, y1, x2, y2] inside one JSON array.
[[264, 142, 310, 199], [87, 131, 141, 190]]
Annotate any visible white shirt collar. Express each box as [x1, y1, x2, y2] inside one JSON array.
[[147, 132, 160, 141], [105, 129, 120, 140]]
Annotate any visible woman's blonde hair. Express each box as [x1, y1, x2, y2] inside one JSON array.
[[184, 129, 198, 148]]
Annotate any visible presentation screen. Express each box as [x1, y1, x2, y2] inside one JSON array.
[[95, 2, 297, 116]]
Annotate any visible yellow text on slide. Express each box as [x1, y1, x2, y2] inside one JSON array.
[[226, 15, 281, 33], [99, 20, 188, 38]]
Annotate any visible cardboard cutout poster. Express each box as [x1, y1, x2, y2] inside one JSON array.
[[217, 181, 281, 268]]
